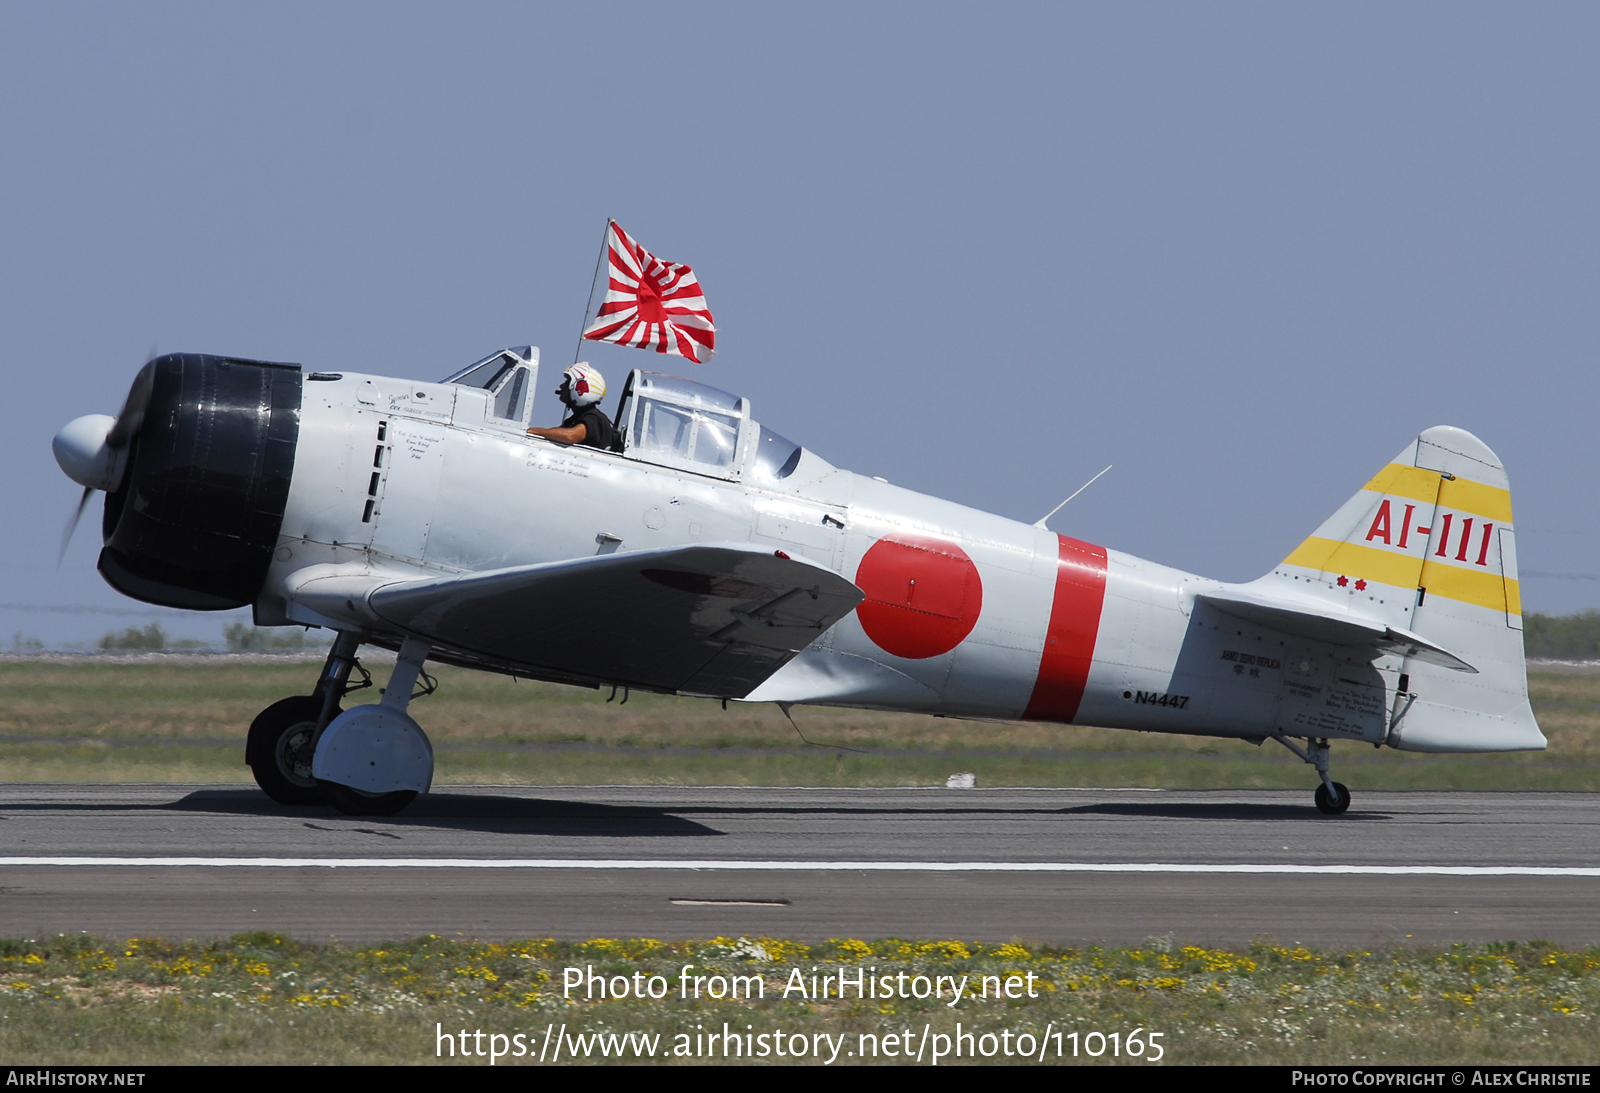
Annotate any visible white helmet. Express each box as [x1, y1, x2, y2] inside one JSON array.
[[562, 363, 606, 408]]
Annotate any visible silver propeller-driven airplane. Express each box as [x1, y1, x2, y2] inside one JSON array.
[[52, 347, 1543, 815]]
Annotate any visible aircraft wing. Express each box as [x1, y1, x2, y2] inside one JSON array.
[[1195, 588, 1476, 673], [326, 544, 863, 699]]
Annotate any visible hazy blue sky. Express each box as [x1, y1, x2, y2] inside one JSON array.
[[4, 3, 1597, 646]]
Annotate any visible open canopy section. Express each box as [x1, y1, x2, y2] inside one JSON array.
[[613, 370, 805, 482]]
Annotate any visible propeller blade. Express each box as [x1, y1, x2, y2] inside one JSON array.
[[105, 360, 156, 449], [58, 486, 97, 565]]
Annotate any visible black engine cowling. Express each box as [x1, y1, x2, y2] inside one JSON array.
[[99, 354, 302, 610]]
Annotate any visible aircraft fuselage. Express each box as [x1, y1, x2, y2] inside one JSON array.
[[259, 367, 1383, 748]]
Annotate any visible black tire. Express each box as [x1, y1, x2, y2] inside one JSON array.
[[318, 780, 417, 817], [246, 696, 339, 806], [1314, 781, 1352, 815]]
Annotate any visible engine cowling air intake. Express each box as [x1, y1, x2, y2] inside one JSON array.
[[98, 353, 302, 610]]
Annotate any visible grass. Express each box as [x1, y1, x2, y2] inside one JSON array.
[[0, 933, 1594, 1065], [0, 658, 1598, 789], [1525, 611, 1600, 660]]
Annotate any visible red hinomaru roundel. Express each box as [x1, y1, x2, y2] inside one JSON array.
[[853, 536, 982, 659]]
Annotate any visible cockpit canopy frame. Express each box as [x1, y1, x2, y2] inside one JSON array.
[[614, 370, 751, 477], [611, 369, 803, 483], [442, 346, 537, 430]]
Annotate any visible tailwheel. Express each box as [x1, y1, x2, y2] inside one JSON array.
[[318, 781, 417, 817], [247, 696, 340, 806], [1314, 781, 1351, 815], [1273, 735, 1354, 816]]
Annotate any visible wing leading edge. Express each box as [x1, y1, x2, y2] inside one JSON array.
[[299, 544, 864, 698]]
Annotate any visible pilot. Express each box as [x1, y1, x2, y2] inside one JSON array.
[[526, 363, 618, 450]]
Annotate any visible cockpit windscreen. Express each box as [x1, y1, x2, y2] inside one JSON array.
[[752, 425, 802, 480], [444, 354, 517, 390]]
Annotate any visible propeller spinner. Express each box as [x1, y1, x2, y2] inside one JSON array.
[[52, 361, 154, 560]]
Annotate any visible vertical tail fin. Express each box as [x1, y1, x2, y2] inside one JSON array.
[[1265, 426, 1541, 752]]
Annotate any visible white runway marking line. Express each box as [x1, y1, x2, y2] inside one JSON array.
[[669, 898, 791, 907], [0, 858, 1598, 877]]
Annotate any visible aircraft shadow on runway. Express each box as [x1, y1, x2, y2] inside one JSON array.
[[653, 801, 1392, 821], [175, 792, 1392, 825], [161, 789, 726, 837], [0, 791, 1387, 833], [1060, 802, 1390, 821]]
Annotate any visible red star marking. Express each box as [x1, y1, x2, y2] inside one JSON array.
[[1354, 579, 1367, 591], [1336, 575, 1349, 587]]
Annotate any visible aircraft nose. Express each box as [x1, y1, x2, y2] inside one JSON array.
[[53, 414, 122, 490]]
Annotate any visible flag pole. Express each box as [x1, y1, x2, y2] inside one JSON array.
[[574, 218, 611, 364]]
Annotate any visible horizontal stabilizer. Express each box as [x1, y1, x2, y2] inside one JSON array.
[[1196, 588, 1476, 673]]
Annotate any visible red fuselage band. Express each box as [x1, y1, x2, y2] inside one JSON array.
[[1022, 535, 1108, 724]]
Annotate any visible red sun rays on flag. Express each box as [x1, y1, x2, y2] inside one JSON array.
[[582, 221, 716, 363]]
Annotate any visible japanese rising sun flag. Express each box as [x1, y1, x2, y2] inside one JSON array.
[[582, 220, 716, 363]]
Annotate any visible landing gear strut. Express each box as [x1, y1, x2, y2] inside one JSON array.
[[245, 632, 369, 806], [1272, 735, 1352, 815], [312, 635, 435, 816]]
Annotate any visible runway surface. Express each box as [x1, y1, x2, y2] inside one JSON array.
[[1, 783, 1596, 946]]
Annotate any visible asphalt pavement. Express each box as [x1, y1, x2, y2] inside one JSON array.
[[0, 784, 1594, 946]]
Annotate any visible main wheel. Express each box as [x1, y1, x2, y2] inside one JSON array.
[[246, 696, 340, 806], [318, 780, 417, 817], [1314, 781, 1352, 815]]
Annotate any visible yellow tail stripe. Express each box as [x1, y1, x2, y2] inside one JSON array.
[[1362, 463, 1445, 506], [1437, 476, 1514, 524], [1282, 537, 1518, 614], [1361, 463, 1513, 523], [1423, 562, 1520, 616], [1282, 538, 1425, 588]]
